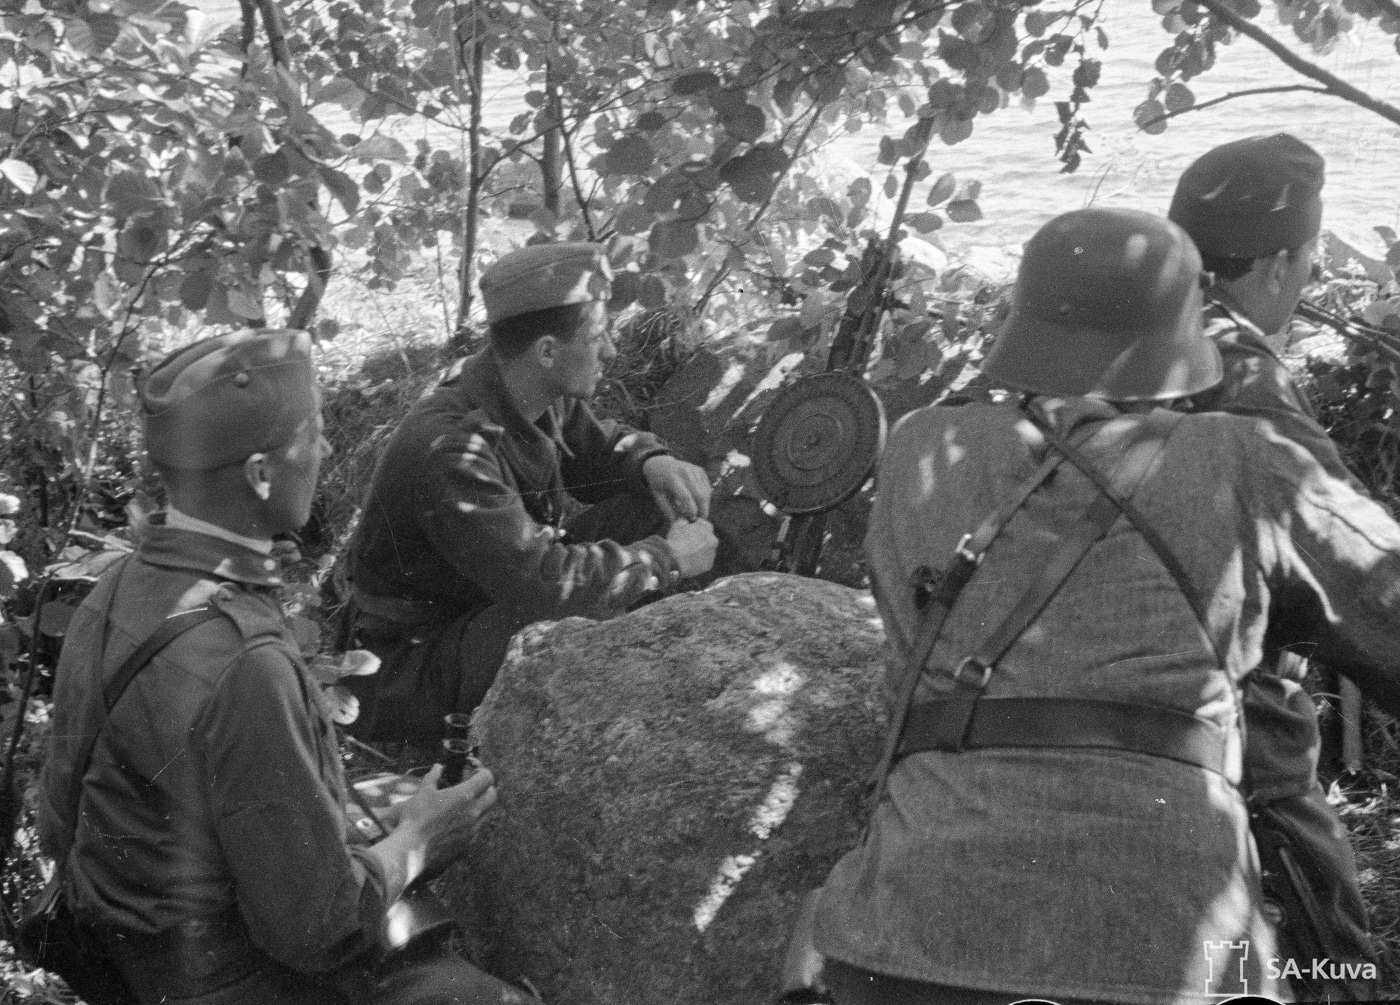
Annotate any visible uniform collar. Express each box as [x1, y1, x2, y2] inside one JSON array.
[[166, 506, 273, 555], [1205, 291, 1288, 364], [139, 513, 285, 587], [444, 351, 573, 457]]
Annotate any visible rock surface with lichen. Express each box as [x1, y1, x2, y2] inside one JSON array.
[[447, 571, 887, 1005]]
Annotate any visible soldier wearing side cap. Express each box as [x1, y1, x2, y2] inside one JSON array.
[[804, 208, 1400, 1004], [1171, 133, 1377, 999], [340, 242, 717, 746], [38, 331, 533, 1004]]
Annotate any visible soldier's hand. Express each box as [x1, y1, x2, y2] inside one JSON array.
[[665, 517, 718, 579], [398, 764, 498, 873], [643, 454, 712, 522]]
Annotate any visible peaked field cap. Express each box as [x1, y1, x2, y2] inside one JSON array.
[[140, 329, 318, 470], [479, 242, 614, 324], [984, 208, 1221, 402], [1168, 133, 1325, 258]]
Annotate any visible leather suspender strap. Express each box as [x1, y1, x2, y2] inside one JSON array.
[[1024, 406, 1226, 668], [867, 450, 1065, 814], [101, 608, 224, 711], [916, 411, 1181, 755], [68, 605, 225, 844]]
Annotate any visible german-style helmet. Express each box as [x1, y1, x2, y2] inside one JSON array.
[[983, 208, 1221, 402]]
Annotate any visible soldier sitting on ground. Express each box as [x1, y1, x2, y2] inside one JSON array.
[[39, 330, 532, 1004], [340, 242, 717, 747]]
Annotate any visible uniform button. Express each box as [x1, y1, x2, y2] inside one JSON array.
[[234, 372, 251, 387], [264, 558, 278, 571]]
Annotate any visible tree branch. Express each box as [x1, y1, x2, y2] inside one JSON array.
[[1197, 0, 1400, 130], [557, 99, 597, 241], [453, 33, 486, 344], [254, 0, 291, 67], [1137, 83, 1329, 129]]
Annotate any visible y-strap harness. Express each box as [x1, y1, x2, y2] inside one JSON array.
[[872, 408, 1230, 804], [59, 559, 226, 861]]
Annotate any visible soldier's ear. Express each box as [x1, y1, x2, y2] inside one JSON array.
[[243, 452, 273, 501], [533, 335, 559, 370], [1261, 248, 1291, 294]]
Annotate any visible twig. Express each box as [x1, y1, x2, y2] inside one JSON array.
[[1197, 0, 1400, 130], [1137, 84, 1329, 129], [555, 88, 597, 241]]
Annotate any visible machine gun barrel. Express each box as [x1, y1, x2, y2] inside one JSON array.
[[1295, 299, 1400, 367], [780, 147, 929, 577]]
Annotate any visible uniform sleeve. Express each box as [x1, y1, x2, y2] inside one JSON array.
[[420, 424, 678, 619], [1196, 334, 1358, 485], [1250, 428, 1400, 717], [557, 398, 670, 504], [199, 644, 393, 973]]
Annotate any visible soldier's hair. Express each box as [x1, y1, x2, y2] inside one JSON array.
[[1202, 239, 1313, 285], [1200, 254, 1255, 283], [488, 302, 596, 359]]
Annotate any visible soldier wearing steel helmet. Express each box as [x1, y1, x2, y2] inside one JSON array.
[[804, 208, 1400, 1003], [1171, 133, 1377, 1000], [38, 330, 531, 1004], [340, 242, 716, 747]]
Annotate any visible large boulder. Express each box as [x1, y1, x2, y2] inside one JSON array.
[[450, 572, 887, 1004]]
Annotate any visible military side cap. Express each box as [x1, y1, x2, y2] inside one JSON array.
[[479, 242, 613, 324], [140, 329, 318, 470], [984, 208, 1220, 402], [1168, 133, 1324, 259]]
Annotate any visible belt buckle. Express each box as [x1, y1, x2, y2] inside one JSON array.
[[952, 657, 991, 690]]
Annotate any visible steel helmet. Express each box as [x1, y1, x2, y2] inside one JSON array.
[[983, 208, 1221, 402]]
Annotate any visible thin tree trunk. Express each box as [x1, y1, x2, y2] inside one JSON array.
[[453, 36, 486, 351], [541, 65, 563, 219], [254, 0, 291, 66]]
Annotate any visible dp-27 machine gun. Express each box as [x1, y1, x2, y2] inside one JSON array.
[[754, 148, 932, 576]]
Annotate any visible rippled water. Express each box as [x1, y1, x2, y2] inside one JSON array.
[[194, 1, 1400, 258]]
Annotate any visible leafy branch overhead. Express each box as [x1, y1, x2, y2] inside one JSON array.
[[1136, 0, 1400, 133], [3, 0, 1400, 589]]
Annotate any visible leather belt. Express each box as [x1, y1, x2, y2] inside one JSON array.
[[897, 696, 1229, 776]]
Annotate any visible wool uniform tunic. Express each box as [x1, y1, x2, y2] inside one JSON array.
[[813, 396, 1400, 1004], [38, 521, 397, 984], [1189, 295, 1376, 989], [345, 349, 679, 625]]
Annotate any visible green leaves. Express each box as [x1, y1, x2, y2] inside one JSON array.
[[926, 172, 957, 207], [605, 135, 656, 176], [945, 199, 982, 223], [720, 104, 766, 143], [1134, 99, 1169, 135], [718, 144, 789, 204], [673, 71, 720, 96], [649, 219, 699, 259], [318, 166, 360, 215], [1163, 82, 1195, 113], [105, 171, 162, 219], [0, 552, 28, 601], [0, 160, 39, 195]]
